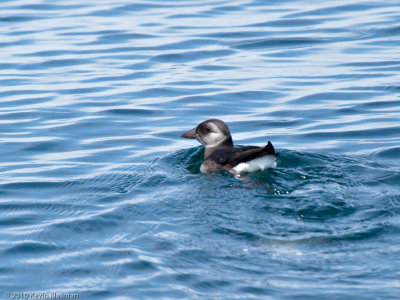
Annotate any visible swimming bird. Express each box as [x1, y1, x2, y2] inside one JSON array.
[[181, 119, 278, 175]]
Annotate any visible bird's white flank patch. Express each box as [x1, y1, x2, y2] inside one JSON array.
[[232, 155, 277, 173]]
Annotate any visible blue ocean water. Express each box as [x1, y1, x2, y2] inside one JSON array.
[[1, 0, 400, 298]]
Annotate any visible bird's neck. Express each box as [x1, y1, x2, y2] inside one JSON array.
[[204, 136, 234, 159]]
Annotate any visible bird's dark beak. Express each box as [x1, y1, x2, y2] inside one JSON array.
[[181, 127, 197, 139]]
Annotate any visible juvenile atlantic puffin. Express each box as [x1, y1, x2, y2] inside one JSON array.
[[181, 119, 278, 175]]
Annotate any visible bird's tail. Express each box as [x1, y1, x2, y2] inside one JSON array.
[[264, 141, 278, 156]]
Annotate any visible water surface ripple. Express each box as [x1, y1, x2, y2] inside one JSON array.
[[1, 0, 400, 299]]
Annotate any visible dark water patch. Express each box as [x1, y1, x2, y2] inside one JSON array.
[[102, 108, 157, 116], [16, 50, 76, 57], [52, 213, 121, 235], [176, 90, 284, 107], [17, 58, 93, 70], [285, 3, 383, 18], [281, 73, 391, 81], [89, 33, 156, 45], [338, 60, 400, 67], [295, 202, 358, 222], [141, 22, 163, 27], [214, 226, 262, 241], [119, 3, 171, 11], [4, 241, 60, 255], [165, 13, 203, 19], [366, 171, 400, 187], [356, 99, 400, 109], [219, 90, 285, 101], [298, 126, 400, 139], [173, 249, 215, 265], [58, 86, 110, 95], [0, 96, 53, 108], [266, 47, 318, 58], [361, 65, 400, 72], [0, 214, 40, 226], [89, 39, 219, 52], [0, 16, 41, 23], [121, 259, 157, 273], [231, 119, 301, 131], [0, 63, 18, 69], [362, 39, 400, 48], [0, 200, 92, 213], [234, 37, 324, 50], [88, 8, 128, 17], [201, 30, 272, 39], [18, 3, 86, 11], [97, 249, 137, 260], [194, 64, 236, 71], [375, 147, 400, 161], [0, 39, 35, 47], [115, 86, 219, 100], [333, 224, 389, 243], [0, 181, 67, 190], [22, 141, 64, 152], [239, 286, 274, 296], [151, 49, 235, 63], [58, 266, 94, 277], [374, 25, 400, 38], [65, 46, 145, 56], [82, 71, 153, 83], [154, 39, 217, 50], [343, 84, 400, 92], [124, 61, 154, 70], [0, 78, 31, 86], [57, 29, 125, 37], [192, 279, 232, 291], [168, 80, 212, 86], [290, 91, 382, 104], [213, 5, 244, 12], [250, 18, 320, 27]]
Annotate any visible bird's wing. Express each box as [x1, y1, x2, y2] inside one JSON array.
[[227, 141, 276, 167], [206, 142, 277, 170]]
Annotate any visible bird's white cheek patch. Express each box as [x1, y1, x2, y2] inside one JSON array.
[[203, 132, 226, 148]]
